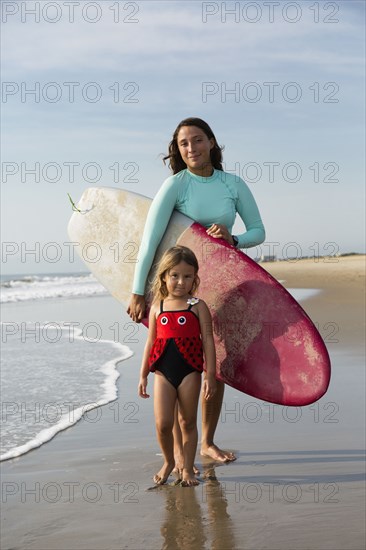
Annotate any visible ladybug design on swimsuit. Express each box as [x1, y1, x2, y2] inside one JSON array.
[[149, 299, 204, 388]]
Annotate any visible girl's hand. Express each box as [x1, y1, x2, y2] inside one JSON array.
[[202, 376, 217, 401], [127, 294, 146, 323], [138, 376, 150, 398], [206, 224, 234, 245]]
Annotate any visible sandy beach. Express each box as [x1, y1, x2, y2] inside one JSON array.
[[1, 255, 365, 550]]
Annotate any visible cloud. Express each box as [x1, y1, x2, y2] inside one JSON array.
[[2, 1, 363, 77]]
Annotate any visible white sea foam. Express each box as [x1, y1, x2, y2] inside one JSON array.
[[0, 273, 107, 303], [273, 279, 322, 303], [286, 288, 322, 302], [0, 325, 133, 462]]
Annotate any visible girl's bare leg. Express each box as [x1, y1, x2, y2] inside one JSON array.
[[172, 403, 184, 472], [177, 372, 201, 486], [200, 380, 236, 462], [173, 405, 200, 475], [153, 373, 177, 484]]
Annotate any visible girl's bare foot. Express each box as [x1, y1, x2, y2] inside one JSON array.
[[174, 444, 199, 474], [173, 461, 200, 476], [200, 444, 236, 462], [181, 469, 200, 487], [173, 450, 184, 476], [153, 461, 174, 485]]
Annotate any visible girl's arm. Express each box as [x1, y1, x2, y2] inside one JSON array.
[[138, 303, 158, 398], [197, 300, 217, 400]]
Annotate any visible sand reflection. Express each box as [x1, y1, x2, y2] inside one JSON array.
[[158, 463, 236, 550]]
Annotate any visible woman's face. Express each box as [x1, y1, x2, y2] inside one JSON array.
[[177, 125, 214, 176]]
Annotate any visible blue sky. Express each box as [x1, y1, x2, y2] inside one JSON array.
[[1, 0, 365, 274]]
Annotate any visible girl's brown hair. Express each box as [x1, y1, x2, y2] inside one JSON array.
[[162, 117, 224, 174], [150, 246, 200, 301]]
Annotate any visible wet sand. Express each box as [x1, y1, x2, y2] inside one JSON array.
[[1, 255, 365, 549]]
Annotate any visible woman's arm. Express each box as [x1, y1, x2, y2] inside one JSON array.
[[234, 179, 265, 248], [132, 176, 179, 296], [206, 176, 265, 249]]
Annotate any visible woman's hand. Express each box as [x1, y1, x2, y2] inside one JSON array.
[[202, 375, 217, 401], [138, 376, 150, 399], [127, 294, 146, 323], [206, 224, 234, 245]]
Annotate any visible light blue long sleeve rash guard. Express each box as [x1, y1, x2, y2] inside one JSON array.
[[132, 168, 265, 295]]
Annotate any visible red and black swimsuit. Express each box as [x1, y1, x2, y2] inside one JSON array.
[[148, 300, 204, 389]]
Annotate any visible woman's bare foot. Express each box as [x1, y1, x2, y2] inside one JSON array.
[[200, 444, 236, 462], [181, 469, 200, 487], [153, 461, 174, 485]]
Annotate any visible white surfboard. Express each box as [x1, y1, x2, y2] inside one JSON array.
[[67, 187, 192, 305]]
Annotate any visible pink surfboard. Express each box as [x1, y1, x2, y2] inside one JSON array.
[[68, 187, 331, 406], [172, 223, 331, 406]]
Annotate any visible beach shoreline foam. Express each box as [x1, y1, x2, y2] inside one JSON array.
[[0, 323, 133, 462]]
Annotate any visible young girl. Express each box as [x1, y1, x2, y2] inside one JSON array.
[[138, 245, 217, 487]]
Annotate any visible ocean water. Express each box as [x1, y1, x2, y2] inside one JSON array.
[[1, 272, 107, 303], [0, 272, 320, 305], [0, 272, 320, 462], [0, 273, 132, 461]]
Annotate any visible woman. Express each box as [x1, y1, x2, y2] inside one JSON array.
[[128, 117, 265, 464]]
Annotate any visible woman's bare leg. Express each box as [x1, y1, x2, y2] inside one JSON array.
[[200, 380, 236, 462]]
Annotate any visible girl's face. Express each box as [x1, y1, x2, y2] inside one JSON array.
[[163, 261, 196, 298], [177, 125, 214, 176]]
